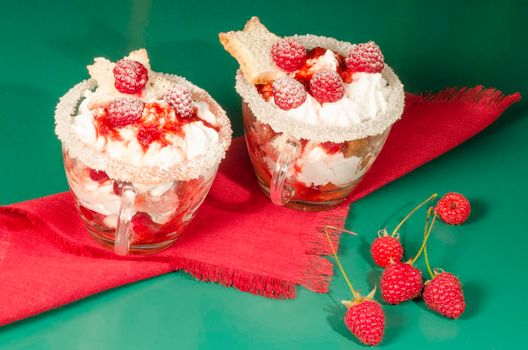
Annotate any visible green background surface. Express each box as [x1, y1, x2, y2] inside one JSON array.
[[0, 0, 527, 348]]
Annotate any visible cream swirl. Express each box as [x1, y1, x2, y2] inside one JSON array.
[[271, 50, 392, 128], [72, 90, 220, 170]]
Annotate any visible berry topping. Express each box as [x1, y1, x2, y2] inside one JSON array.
[[164, 85, 193, 118], [107, 97, 144, 128], [131, 212, 160, 241], [423, 272, 466, 319], [309, 70, 345, 103], [137, 125, 162, 149], [371, 235, 404, 268], [256, 83, 274, 101], [435, 192, 471, 225], [271, 77, 307, 110], [89, 169, 110, 183], [113, 59, 148, 94], [320, 141, 344, 155], [344, 300, 385, 346], [271, 37, 307, 72], [345, 41, 384, 73], [381, 261, 423, 304]]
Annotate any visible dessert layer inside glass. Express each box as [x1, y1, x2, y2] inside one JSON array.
[[220, 18, 403, 209], [64, 149, 216, 248], [248, 47, 392, 208], [242, 102, 390, 208], [56, 49, 231, 251]]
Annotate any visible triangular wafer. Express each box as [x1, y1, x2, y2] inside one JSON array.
[[219, 17, 286, 84]]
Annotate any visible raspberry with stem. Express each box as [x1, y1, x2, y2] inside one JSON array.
[[371, 193, 437, 268], [422, 209, 466, 319], [380, 209, 436, 304], [390, 193, 437, 237], [323, 226, 385, 346]]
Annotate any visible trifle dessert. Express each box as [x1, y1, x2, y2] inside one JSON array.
[[220, 17, 404, 211], [55, 49, 232, 254]]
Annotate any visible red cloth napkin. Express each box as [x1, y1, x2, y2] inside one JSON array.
[[0, 87, 520, 326]]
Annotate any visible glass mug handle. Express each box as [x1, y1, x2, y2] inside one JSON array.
[[114, 182, 137, 255], [270, 137, 301, 206]]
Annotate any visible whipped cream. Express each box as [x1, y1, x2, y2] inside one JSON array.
[[68, 172, 179, 226], [308, 49, 338, 73], [265, 135, 362, 187], [271, 49, 392, 128], [295, 142, 361, 187], [72, 91, 220, 170]]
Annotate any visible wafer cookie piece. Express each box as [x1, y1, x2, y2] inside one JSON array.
[[219, 17, 286, 84]]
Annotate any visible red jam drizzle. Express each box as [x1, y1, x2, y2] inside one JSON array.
[[93, 101, 220, 152], [256, 47, 351, 101]]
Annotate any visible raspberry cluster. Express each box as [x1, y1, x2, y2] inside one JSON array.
[[269, 38, 385, 110]]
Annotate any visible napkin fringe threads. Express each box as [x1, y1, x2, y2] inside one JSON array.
[[175, 205, 349, 299], [414, 85, 521, 110]]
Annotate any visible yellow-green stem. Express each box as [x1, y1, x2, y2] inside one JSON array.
[[323, 227, 357, 299], [391, 193, 438, 237], [411, 208, 437, 265], [422, 210, 435, 279]]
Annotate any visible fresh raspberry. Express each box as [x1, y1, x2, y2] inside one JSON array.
[[271, 37, 307, 72], [344, 300, 385, 346], [113, 181, 122, 196], [309, 70, 345, 103], [137, 125, 162, 149], [320, 141, 344, 155], [107, 97, 144, 128], [256, 83, 273, 101], [78, 205, 106, 227], [381, 261, 423, 304], [272, 77, 307, 110], [345, 41, 384, 73], [89, 169, 109, 183], [131, 212, 160, 242], [435, 192, 471, 225], [164, 85, 193, 118], [423, 272, 466, 319], [371, 235, 404, 268], [113, 59, 148, 94]]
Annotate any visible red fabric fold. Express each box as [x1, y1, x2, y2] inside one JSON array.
[[0, 87, 520, 326]]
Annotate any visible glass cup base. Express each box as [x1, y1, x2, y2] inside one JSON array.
[[86, 225, 178, 255], [255, 175, 352, 212]]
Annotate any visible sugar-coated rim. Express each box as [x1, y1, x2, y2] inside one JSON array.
[[235, 34, 405, 142], [55, 73, 232, 184]]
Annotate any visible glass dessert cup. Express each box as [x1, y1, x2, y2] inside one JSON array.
[[63, 148, 218, 254], [242, 102, 391, 211], [55, 73, 232, 255]]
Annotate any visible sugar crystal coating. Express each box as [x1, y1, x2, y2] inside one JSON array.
[[164, 85, 193, 118], [271, 37, 307, 72], [346, 41, 384, 73], [309, 70, 345, 103], [107, 97, 145, 128], [113, 59, 149, 94], [272, 77, 307, 110]]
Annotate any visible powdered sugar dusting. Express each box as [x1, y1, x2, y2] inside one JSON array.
[[164, 85, 193, 118], [107, 97, 144, 127], [346, 41, 384, 73], [272, 77, 307, 110], [309, 70, 345, 103], [271, 37, 307, 72], [113, 59, 148, 94], [55, 74, 232, 183], [235, 34, 405, 142]]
